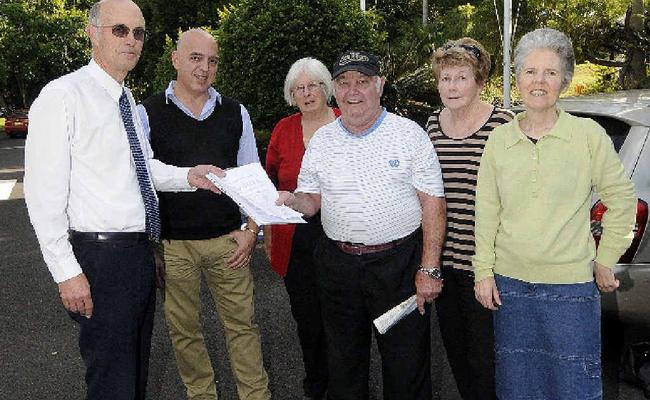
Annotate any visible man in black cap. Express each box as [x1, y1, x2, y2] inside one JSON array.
[[276, 50, 447, 400]]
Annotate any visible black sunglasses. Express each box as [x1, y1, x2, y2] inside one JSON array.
[[94, 24, 147, 42], [443, 44, 481, 60]]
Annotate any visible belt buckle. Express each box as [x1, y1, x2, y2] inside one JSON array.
[[349, 243, 363, 256]]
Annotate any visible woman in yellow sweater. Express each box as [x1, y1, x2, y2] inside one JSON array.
[[472, 28, 636, 399]]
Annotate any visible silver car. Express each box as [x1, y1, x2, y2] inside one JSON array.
[[558, 90, 650, 327]]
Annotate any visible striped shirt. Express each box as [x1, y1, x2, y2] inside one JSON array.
[[298, 110, 445, 245], [426, 106, 513, 270]]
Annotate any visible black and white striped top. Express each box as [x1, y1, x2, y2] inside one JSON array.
[[426, 107, 514, 271]]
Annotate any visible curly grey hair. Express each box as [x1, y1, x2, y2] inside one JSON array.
[[513, 28, 575, 88], [283, 57, 334, 107]]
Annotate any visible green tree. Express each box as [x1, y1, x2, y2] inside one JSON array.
[[0, 0, 88, 108], [216, 0, 384, 129], [477, 0, 647, 88]]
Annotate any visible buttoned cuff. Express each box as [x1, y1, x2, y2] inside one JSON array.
[[50, 255, 83, 284], [178, 167, 197, 192]]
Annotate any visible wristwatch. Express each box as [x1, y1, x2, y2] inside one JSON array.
[[418, 266, 443, 280]]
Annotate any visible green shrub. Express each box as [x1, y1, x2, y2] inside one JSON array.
[[481, 74, 520, 107], [256, 129, 272, 166], [216, 0, 385, 130], [564, 62, 618, 97]]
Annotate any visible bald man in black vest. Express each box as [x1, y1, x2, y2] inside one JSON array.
[[137, 29, 271, 400]]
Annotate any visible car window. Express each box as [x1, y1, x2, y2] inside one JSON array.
[[568, 113, 630, 152]]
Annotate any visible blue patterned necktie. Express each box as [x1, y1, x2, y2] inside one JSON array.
[[118, 89, 161, 242]]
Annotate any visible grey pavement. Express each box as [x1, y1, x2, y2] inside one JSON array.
[[0, 133, 645, 399]]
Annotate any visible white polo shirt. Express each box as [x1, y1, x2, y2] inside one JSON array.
[[297, 110, 444, 245]]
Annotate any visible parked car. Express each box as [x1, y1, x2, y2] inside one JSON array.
[[4, 109, 28, 139], [0, 106, 11, 119], [557, 90, 650, 328]]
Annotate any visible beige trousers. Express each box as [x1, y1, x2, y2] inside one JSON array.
[[163, 235, 270, 400]]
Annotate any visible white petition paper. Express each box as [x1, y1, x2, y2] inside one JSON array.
[[373, 295, 417, 334], [206, 163, 306, 225]]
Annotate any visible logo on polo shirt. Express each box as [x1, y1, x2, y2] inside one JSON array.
[[389, 159, 400, 168]]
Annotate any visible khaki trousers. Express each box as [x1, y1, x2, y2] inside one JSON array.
[[163, 235, 271, 400]]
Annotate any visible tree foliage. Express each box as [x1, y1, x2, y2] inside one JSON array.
[[216, 0, 384, 129], [0, 0, 88, 108], [0, 0, 646, 111]]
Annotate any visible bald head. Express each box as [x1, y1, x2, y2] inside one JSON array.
[[177, 29, 217, 52], [88, 0, 142, 26]]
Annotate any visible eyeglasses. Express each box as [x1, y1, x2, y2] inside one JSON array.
[[442, 44, 481, 60], [293, 82, 323, 95], [93, 24, 147, 42]]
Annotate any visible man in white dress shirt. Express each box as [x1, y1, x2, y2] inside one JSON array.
[[24, 1, 221, 399], [277, 50, 447, 400]]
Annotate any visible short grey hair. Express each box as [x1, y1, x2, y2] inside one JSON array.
[[514, 28, 575, 88], [88, 1, 101, 25], [283, 57, 334, 107]]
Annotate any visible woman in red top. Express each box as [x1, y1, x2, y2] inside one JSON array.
[[264, 57, 340, 400]]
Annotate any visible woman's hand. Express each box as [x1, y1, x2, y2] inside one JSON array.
[[594, 262, 620, 292], [474, 276, 501, 310]]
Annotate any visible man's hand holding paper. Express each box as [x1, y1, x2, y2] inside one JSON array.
[[206, 163, 306, 225]]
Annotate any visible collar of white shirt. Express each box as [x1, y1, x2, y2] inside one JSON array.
[[87, 59, 127, 102]]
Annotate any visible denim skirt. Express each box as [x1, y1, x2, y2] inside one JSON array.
[[494, 274, 602, 400]]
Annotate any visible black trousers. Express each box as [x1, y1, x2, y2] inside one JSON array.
[[70, 234, 156, 400], [435, 267, 496, 400], [315, 232, 432, 400], [284, 214, 328, 397]]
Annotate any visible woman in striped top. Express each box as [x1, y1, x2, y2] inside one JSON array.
[[425, 37, 513, 400]]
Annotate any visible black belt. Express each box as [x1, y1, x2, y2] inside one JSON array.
[[69, 231, 151, 243]]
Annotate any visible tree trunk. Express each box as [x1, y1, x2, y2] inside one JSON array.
[[622, 0, 646, 89], [14, 73, 27, 109]]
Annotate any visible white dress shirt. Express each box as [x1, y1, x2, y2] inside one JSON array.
[[136, 81, 259, 166], [24, 59, 192, 283]]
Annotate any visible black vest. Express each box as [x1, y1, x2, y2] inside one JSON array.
[[142, 92, 243, 240]]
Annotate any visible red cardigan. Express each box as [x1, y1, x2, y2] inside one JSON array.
[[265, 109, 341, 276]]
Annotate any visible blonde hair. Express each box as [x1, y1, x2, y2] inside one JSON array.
[[432, 37, 491, 85]]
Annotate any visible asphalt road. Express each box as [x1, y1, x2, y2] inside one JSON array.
[[0, 133, 646, 399]]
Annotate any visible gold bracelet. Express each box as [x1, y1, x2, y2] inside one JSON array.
[[243, 226, 258, 236]]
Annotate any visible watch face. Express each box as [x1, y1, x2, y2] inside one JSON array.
[[429, 269, 442, 279], [420, 267, 442, 280]]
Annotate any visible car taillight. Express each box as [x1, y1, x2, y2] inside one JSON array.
[[591, 199, 648, 263]]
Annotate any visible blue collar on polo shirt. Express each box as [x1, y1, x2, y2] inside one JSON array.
[[337, 107, 387, 138]]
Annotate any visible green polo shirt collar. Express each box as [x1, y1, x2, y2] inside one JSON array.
[[505, 109, 573, 149]]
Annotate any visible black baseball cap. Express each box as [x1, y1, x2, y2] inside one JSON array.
[[332, 50, 380, 79]]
